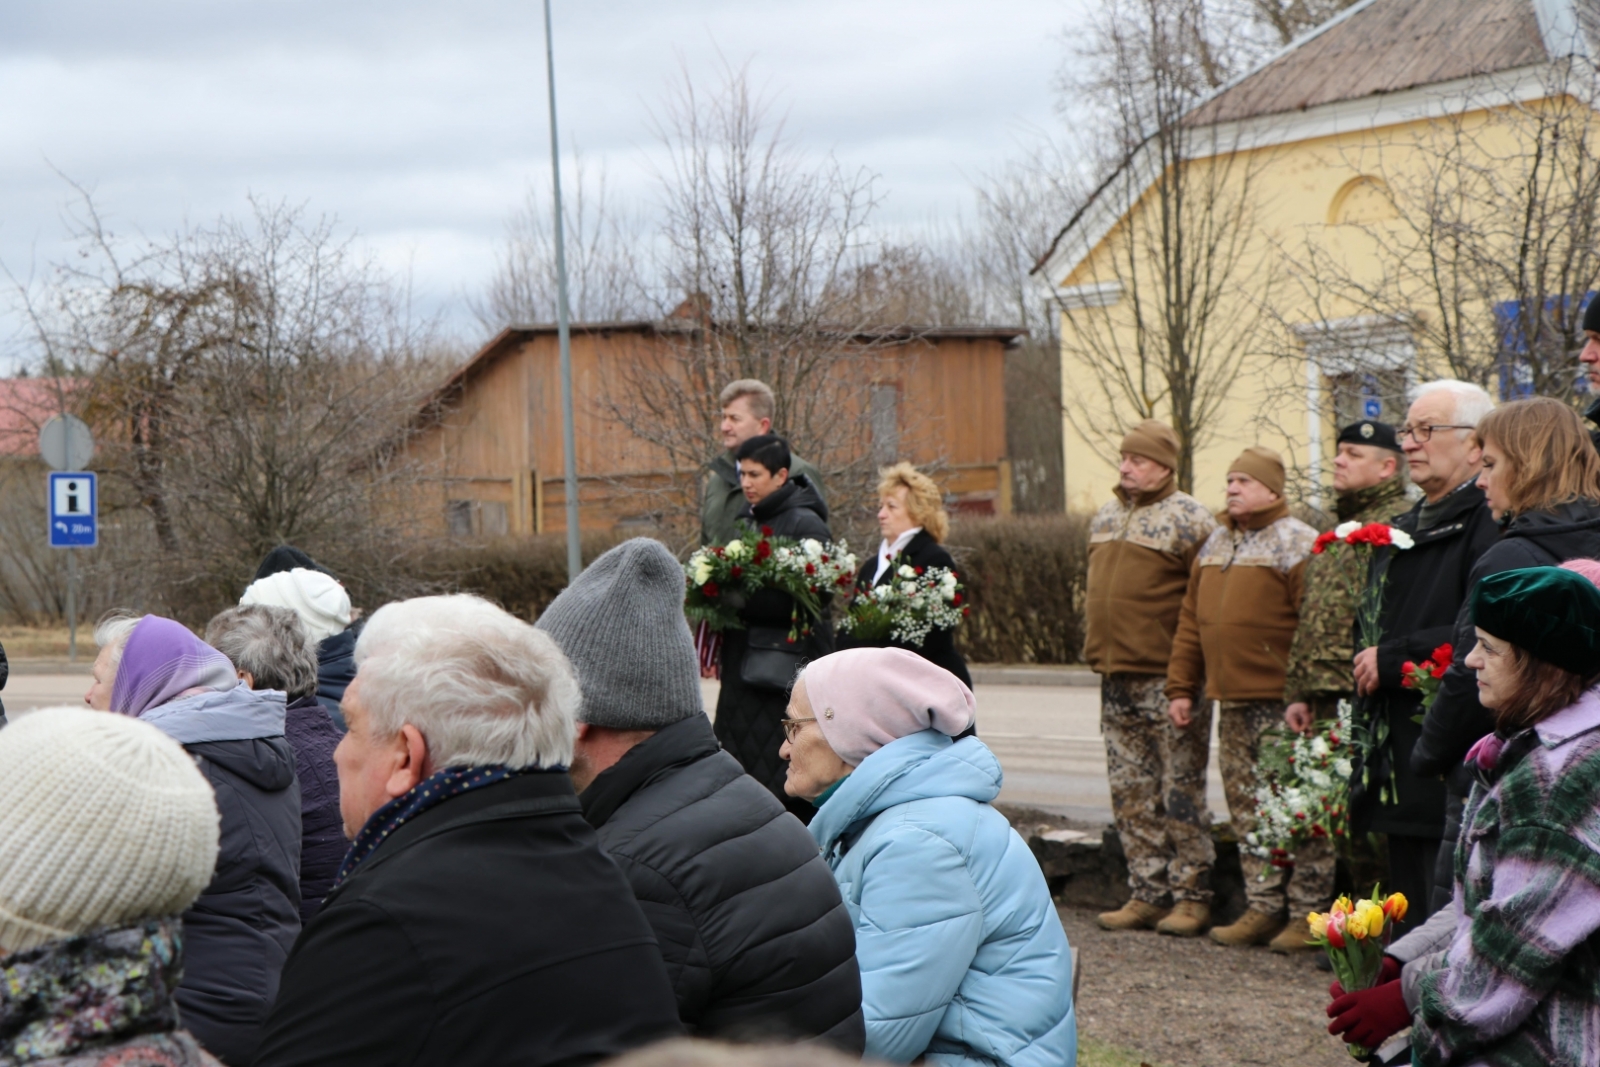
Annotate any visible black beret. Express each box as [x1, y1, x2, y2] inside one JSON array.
[[1336, 420, 1402, 453], [1472, 567, 1600, 675]]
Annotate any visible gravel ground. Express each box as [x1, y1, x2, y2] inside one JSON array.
[[1061, 905, 1354, 1067]]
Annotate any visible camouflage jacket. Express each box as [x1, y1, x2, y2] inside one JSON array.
[[1282, 477, 1410, 703]]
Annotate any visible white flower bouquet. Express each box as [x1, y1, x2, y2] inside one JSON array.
[[840, 563, 967, 647]]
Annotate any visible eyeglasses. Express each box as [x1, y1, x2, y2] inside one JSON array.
[[1397, 424, 1473, 443], [781, 717, 817, 743]]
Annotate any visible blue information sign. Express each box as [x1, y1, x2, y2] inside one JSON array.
[[48, 472, 97, 548]]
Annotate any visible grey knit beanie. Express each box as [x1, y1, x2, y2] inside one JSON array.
[[535, 538, 704, 730]]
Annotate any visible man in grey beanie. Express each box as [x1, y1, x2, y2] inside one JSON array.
[[536, 539, 863, 1050]]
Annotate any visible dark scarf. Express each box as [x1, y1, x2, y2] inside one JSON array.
[[335, 765, 525, 887], [0, 920, 183, 1063]]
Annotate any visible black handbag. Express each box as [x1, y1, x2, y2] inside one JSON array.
[[740, 626, 806, 691]]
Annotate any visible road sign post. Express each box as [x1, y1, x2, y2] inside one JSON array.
[[47, 471, 97, 663], [39, 416, 96, 663]]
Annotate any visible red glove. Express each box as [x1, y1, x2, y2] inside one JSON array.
[[1327, 979, 1411, 1049], [1329, 954, 1401, 998]]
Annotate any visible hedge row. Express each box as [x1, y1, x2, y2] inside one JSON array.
[[423, 513, 1091, 665]]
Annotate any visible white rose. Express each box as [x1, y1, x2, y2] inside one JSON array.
[[1334, 758, 1352, 778], [802, 538, 823, 558], [691, 560, 713, 585], [725, 539, 744, 559], [898, 564, 916, 578]]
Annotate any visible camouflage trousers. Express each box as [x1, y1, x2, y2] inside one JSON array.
[[1101, 673, 1216, 905], [1219, 698, 1339, 918]]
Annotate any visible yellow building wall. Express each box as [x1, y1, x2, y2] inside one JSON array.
[[1052, 99, 1578, 514]]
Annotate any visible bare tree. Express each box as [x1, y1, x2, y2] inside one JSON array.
[[16, 192, 448, 620], [1271, 59, 1600, 404], [1050, 0, 1275, 492], [470, 154, 646, 331], [601, 58, 891, 542], [1227, 0, 1362, 47]]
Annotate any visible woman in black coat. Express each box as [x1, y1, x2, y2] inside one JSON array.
[[713, 435, 835, 822], [838, 462, 972, 688], [1411, 397, 1600, 911]]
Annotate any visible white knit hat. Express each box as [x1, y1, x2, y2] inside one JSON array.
[[0, 707, 220, 953], [240, 567, 352, 644]]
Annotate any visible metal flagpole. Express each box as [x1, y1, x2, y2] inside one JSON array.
[[543, 0, 583, 582]]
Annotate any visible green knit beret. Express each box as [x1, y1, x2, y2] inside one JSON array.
[[1472, 566, 1600, 675]]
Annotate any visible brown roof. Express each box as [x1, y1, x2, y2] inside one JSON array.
[[1188, 0, 1548, 127]]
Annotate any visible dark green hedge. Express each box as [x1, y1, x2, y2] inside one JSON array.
[[423, 513, 1091, 665]]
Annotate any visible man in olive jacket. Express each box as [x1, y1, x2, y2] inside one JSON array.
[[1166, 446, 1317, 949], [702, 379, 825, 546], [537, 538, 864, 1049], [1085, 420, 1218, 937], [1273, 421, 1408, 953]]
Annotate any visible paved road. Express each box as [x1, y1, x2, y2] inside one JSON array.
[[7, 672, 1231, 826], [701, 679, 1230, 825]]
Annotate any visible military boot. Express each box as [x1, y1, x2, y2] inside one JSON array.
[[1208, 908, 1284, 947], [1155, 900, 1210, 937], [1096, 899, 1169, 931], [1268, 915, 1317, 954]]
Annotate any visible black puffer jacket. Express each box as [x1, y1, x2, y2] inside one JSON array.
[[1411, 498, 1600, 912], [181, 735, 302, 1067], [283, 694, 344, 922], [838, 529, 972, 688], [581, 715, 864, 1048], [1413, 499, 1600, 779], [1353, 483, 1497, 839], [716, 474, 835, 820], [314, 622, 362, 731]]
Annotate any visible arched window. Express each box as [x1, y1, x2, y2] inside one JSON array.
[[1328, 176, 1396, 226]]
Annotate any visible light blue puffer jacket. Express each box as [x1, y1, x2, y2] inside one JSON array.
[[808, 730, 1076, 1066]]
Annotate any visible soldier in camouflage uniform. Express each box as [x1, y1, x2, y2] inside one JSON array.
[[1273, 421, 1407, 953], [1166, 447, 1319, 947], [1085, 420, 1219, 936]]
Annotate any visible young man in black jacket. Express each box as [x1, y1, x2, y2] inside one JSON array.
[[253, 594, 682, 1067], [536, 538, 864, 1050], [1349, 381, 1499, 928]]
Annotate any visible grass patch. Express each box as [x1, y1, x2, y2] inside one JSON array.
[[0, 626, 76, 659], [1079, 1035, 1155, 1067]]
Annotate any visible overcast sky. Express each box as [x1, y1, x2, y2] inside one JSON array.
[[0, 0, 1089, 365]]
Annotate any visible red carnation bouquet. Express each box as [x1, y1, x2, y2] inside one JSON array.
[[1402, 643, 1452, 713], [684, 525, 857, 640]]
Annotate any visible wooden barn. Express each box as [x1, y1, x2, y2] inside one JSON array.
[[402, 321, 1024, 537]]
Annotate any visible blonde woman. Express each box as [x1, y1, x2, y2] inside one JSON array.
[[840, 462, 971, 687]]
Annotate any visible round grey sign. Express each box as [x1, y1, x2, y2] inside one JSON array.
[[38, 414, 94, 472]]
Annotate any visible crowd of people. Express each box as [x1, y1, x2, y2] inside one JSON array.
[[1083, 301, 1600, 1062], [15, 308, 1600, 1066], [0, 386, 1074, 1067]]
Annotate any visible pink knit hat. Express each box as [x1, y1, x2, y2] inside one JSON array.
[[1562, 559, 1600, 589], [801, 647, 977, 766]]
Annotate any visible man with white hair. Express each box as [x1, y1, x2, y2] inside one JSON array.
[[1347, 379, 1499, 931], [253, 594, 682, 1067]]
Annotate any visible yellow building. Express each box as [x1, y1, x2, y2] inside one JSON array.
[[1036, 0, 1599, 513]]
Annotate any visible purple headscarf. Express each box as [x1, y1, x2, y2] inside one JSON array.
[[111, 616, 241, 719]]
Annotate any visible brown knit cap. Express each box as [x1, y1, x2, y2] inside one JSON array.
[[1120, 419, 1179, 472], [1229, 446, 1285, 497]]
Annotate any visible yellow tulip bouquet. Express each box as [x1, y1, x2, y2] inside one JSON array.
[[1308, 888, 1409, 1057]]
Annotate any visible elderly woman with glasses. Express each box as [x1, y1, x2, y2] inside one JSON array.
[[778, 647, 1076, 1066]]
